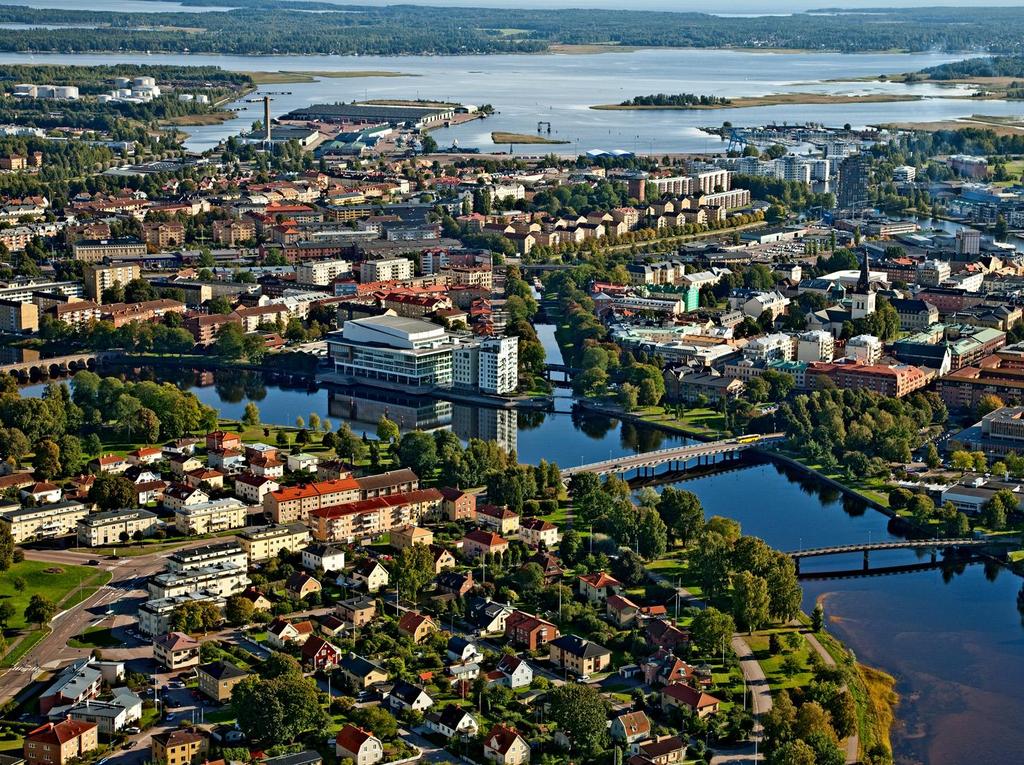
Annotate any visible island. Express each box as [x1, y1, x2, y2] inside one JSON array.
[[491, 131, 570, 145]]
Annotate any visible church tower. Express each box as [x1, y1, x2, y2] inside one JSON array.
[[850, 251, 876, 319]]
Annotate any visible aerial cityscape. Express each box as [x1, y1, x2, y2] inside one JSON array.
[[0, 2, 1023, 765]]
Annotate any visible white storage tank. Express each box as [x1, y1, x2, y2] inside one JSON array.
[[35, 85, 56, 99], [52, 86, 79, 99], [114, 77, 131, 89], [13, 83, 36, 97], [195, 94, 209, 105], [117, 88, 133, 98], [97, 94, 113, 103], [133, 76, 156, 88]]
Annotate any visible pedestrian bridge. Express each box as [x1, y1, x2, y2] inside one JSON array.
[[560, 433, 786, 480], [786, 538, 990, 573]]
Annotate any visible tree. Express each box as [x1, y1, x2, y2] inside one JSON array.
[[828, 688, 857, 738], [547, 683, 608, 755], [225, 595, 256, 626], [976, 393, 1005, 418], [770, 739, 816, 765], [0, 525, 12, 573], [811, 603, 825, 632], [950, 450, 974, 471], [794, 701, 836, 743], [32, 439, 60, 480], [612, 549, 647, 586], [982, 491, 1010, 530], [924, 442, 941, 470], [58, 435, 84, 476], [398, 430, 438, 477], [763, 689, 797, 747], [376, 415, 399, 444], [395, 544, 435, 600], [232, 672, 328, 744], [657, 487, 705, 546], [0, 427, 30, 465], [213, 322, 247, 359], [690, 606, 735, 657], [0, 601, 15, 629], [618, 382, 639, 412], [242, 402, 261, 428], [24, 594, 57, 628], [559, 528, 583, 566], [170, 601, 221, 633], [88, 474, 136, 511], [733, 571, 770, 633]]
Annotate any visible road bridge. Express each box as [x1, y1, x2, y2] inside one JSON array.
[[560, 433, 785, 480], [0, 351, 122, 381]]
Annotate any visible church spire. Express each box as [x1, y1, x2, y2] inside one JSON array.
[[857, 250, 870, 293]]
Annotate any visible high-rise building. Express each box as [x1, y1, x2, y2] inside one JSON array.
[[837, 154, 871, 211]]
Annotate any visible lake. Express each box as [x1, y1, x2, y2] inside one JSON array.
[[1, 48, 1020, 153]]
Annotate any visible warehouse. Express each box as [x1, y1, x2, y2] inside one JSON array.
[[285, 103, 455, 128]]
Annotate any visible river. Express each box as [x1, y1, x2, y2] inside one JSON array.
[[1, 47, 1021, 154], [22, 360, 1024, 764]]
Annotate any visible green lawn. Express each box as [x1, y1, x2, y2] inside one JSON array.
[[0, 560, 109, 632], [746, 629, 816, 693], [0, 628, 47, 668], [636, 406, 728, 438]]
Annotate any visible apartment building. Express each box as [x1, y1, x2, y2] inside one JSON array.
[[264, 478, 360, 524], [138, 593, 224, 636], [308, 488, 443, 543], [24, 720, 99, 765], [77, 508, 158, 547], [297, 259, 352, 286], [237, 523, 310, 563], [0, 298, 38, 333], [166, 542, 248, 573], [0, 500, 88, 543], [148, 563, 250, 600], [83, 262, 141, 301], [359, 257, 414, 282], [72, 238, 146, 263], [173, 497, 247, 535], [142, 221, 185, 249]]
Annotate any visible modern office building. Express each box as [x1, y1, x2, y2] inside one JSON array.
[[327, 315, 456, 389]]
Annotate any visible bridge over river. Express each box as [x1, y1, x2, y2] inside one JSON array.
[[786, 538, 995, 574], [560, 433, 786, 480]]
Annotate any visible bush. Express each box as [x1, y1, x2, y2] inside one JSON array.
[[539, 499, 558, 514]]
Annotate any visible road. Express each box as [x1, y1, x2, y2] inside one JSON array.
[[0, 542, 206, 705]]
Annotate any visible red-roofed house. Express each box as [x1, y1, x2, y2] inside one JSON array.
[[463, 529, 509, 560], [483, 724, 530, 765], [301, 635, 343, 671], [505, 610, 559, 650], [661, 682, 721, 718], [397, 612, 436, 644], [520, 517, 559, 549], [578, 572, 623, 604], [335, 724, 383, 765], [606, 594, 641, 626]]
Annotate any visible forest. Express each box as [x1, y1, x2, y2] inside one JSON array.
[[917, 55, 1024, 80], [0, 4, 1022, 55]]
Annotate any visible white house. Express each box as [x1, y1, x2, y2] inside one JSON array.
[[426, 705, 479, 740], [494, 654, 533, 689], [302, 544, 346, 573], [287, 453, 319, 473], [234, 474, 279, 504]]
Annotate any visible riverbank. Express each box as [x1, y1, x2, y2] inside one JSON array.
[[591, 92, 924, 110]]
